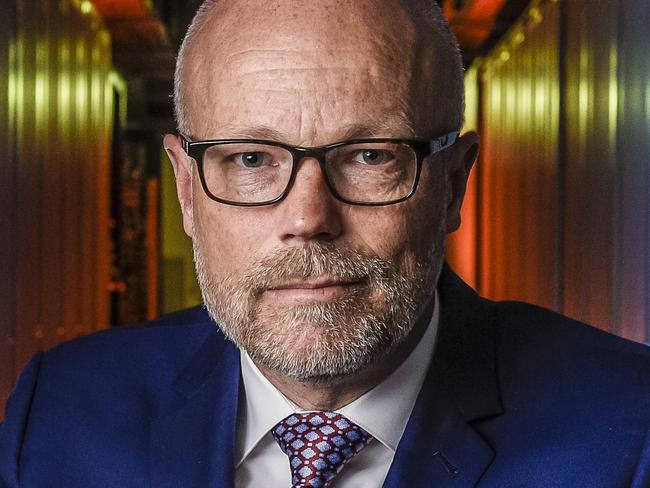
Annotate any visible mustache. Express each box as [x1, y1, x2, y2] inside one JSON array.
[[238, 242, 392, 293]]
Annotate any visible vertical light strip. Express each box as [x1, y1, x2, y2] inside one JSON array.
[[646, 37, 650, 345], [14, 13, 24, 148], [59, 37, 70, 142], [8, 40, 17, 139], [608, 45, 618, 150], [608, 12, 620, 336], [92, 41, 101, 130], [578, 46, 590, 142], [75, 40, 87, 117], [463, 63, 479, 132], [646, 78, 650, 129], [535, 78, 546, 125], [35, 35, 47, 138]]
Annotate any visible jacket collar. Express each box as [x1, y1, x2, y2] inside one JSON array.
[[434, 265, 502, 421], [383, 265, 503, 487], [148, 265, 502, 488]]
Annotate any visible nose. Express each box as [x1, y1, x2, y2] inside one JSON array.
[[276, 157, 343, 244]]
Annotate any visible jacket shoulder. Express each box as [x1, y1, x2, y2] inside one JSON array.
[[33, 306, 228, 404], [0, 308, 236, 486], [492, 300, 650, 415], [494, 300, 650, 360], [43, 306, 217, 372]]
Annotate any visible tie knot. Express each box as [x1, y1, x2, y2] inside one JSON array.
[[272, 411, 372, 488]]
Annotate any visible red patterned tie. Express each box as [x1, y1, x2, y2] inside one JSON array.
[[272, 411, 372, 487]]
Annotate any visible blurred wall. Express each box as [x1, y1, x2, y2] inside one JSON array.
[[0, 0, 115, 415], [446, 62, 481, 288], [447, 0, 650, 343], [160, 152, 201, 313]]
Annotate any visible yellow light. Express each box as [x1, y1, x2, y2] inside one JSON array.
[[464, 63, 480, 132], [35, 37, 48, 137], [92, 44, 102, 126], [14, 34, 24, 138], [491, 78, 501, 116], [59, 39, 71, 130], [578, 47, 590, 137], [7, 40, 17, 134], [535, 80, 546, 120], [75, 40, 88, 126], [500, 50, 510, 63], [80, 0, 93, 15], [513, 30, 525, 46], [608, 46, 618, 149], [529, 7, 543, 25], [521, 78, 532, 118]]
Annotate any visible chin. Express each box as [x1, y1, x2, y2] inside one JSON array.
[[239, 304, 411, 384]]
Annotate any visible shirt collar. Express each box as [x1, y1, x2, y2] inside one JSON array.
[[236, 289, 440, 465]]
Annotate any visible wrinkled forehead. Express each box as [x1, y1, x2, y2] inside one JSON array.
[[182, 0, 446, 139]]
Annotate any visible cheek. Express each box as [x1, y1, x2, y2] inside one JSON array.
[[193, 200, 272, 279], [412, 180, 450, 250], [347, 194, 445, 263]]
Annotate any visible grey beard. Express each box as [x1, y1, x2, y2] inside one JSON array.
[[193, 240, 442, 385]]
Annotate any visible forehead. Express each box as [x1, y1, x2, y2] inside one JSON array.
[[184, 0, 440, 142]]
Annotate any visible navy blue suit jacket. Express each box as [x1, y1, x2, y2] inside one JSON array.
[[1, 268, 650, 487]]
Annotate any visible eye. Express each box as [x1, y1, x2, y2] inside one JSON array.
[[233, 152, 274, 168], [351, 149, 395, 165]]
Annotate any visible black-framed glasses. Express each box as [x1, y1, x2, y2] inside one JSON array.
[[180, 131, 459, 206]]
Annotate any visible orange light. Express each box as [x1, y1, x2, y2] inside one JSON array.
[[443, 0, 508, 50], [90, 0, 150, 19]]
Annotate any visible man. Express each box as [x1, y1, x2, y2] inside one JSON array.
[[1, 0, 649, 486]]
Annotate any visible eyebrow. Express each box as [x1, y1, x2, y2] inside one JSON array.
[[340, 119, 418, 140], [201, 117, 418, 145]]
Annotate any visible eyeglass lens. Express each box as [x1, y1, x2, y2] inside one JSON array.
[[201, 141, 418, 204]]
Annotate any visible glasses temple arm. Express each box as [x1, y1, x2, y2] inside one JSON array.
[[430, 131, 460, 154]]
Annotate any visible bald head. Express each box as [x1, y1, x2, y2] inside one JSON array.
[[173, 0, 464, 140]]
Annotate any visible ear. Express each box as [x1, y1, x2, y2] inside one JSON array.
[[164, 133, 195, 237], [445, 131, 479, 233]]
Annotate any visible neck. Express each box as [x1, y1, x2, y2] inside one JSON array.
[[254, 296, 435, 411]]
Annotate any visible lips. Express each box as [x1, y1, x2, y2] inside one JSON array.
[[269, 277, 364, 291], [265, 277, 366, 300]]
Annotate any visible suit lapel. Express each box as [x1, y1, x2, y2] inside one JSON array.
[[149, 330, 241, 488], [382, 375, 496, 488], [384, 266, 503, 487]]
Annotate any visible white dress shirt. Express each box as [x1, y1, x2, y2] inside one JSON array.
[[235, 290, 440, 487]]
